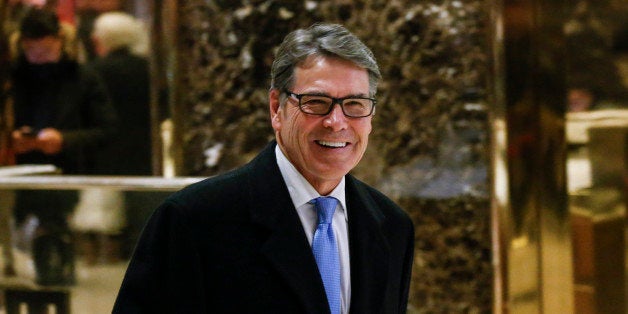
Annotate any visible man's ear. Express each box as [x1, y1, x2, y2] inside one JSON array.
[[269, 89, 282, 131]]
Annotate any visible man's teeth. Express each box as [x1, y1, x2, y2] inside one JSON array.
[[317, 140, 347, 148]]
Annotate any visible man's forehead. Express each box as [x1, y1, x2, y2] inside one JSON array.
[[297, 54, 358, 69], [293, 56, 369, 89]]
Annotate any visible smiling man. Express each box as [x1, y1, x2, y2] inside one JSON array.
[[113, 23, 414, 314]]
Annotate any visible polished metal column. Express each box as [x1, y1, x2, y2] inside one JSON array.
[[491, 0, 573, 312]]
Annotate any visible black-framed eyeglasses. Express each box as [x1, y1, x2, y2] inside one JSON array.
[[284, 90, 376, 118]]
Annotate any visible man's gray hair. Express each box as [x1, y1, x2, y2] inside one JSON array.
[[271, 23, 381, 97]]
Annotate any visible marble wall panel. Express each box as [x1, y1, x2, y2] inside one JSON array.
[[173, 0, 492, 312]]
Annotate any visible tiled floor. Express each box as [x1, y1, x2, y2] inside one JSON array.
[[0, 248, 126, 314], [2, 236, 628, 313]]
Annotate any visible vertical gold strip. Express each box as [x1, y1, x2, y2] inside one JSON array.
[[489, 0, 508, 312], [148, 0, 163, 175], [162, 0, 184, 176]]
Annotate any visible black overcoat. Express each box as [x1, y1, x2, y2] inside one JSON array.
[[113, 142, 415, 314]]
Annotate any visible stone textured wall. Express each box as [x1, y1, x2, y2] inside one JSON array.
[[174, 0, 492, 312]]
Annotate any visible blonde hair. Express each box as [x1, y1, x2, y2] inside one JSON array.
[[92, 12, 148, 56]]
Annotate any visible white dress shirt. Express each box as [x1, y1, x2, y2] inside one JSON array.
[[275, 145, 351, 314]]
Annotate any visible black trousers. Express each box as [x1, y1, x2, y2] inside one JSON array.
[[14, 190, 77, 285]]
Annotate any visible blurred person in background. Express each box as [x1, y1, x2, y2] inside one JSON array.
[[89, 11, 151, 175], [70, 11, 153, 265], [10, 7, 117, 285]]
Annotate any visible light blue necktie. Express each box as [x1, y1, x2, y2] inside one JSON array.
[[311, 196, 341, 314]]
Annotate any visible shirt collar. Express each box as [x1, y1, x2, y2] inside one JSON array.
[[275, 145, 347, 219]]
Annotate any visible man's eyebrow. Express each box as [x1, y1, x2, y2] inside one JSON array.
[[346, 93, 371, 98], [301, 91, 370, 98]]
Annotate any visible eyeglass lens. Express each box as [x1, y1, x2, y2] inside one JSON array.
[[299, 95, 374, 117]]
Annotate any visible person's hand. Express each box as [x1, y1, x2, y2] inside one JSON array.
[[11, 128, 38, 154], [36, 128, 63, 155]]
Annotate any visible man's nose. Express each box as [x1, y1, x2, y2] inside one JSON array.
[[323, 104, 348, 130]]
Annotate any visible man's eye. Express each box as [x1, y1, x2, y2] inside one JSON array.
[[303, 98, 330, 106], [344, 100, 366, 108]]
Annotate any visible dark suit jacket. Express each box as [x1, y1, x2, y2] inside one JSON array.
[[113, 141, 414, 314], [12, 56, 118, 174]]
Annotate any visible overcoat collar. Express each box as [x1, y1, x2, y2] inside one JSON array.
[[245, 141, 391, 314]]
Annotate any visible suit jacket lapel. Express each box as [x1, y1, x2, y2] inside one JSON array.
[[246, 142, 330, 314], [346, 176, 390, 314]]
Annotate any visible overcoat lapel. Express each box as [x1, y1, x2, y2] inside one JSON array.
[[245, 143, 331, 314], [346, 176, 390, 314]]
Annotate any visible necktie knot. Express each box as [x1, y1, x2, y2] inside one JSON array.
[[312, 196, 338, 224]]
